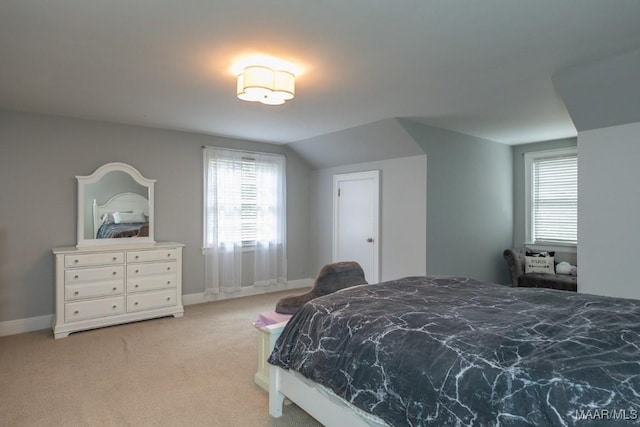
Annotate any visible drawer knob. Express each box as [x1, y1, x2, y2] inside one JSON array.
[[135, 255, 139, 259], [167, 281, 171, 285], [112, 271, 117, 275], [112, 305, 117, 309], [112, 287, 117, 291], [74, 259, 79, 264], [112, 257, 117, 261], [74, 291, 79, 295], [135, 269, 139, 273], [74, 275, 79, 279], [167, 253, 171, 257], [134, 302, 139, 306], [166, 297, 171, 301], [167, 267, 171, 271], [74, 310, 79, 314], [135, 284, 139, 288]]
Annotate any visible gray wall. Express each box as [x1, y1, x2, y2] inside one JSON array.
[[0, 108, 548, 323], [0, 109, 312, 322], [399, 120, 513, 284], [578, 122, 640, 299], [310, 155, 427, 282], [511, 137, 578, 264]]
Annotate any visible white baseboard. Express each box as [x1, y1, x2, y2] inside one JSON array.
[[183, 278, 313, 305], [0, 278, 313, 337], [0, 314, 53, 337]]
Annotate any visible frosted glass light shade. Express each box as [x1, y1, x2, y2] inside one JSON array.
[[237, 66, 295, 105]]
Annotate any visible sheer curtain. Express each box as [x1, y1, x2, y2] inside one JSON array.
[[203, 147, 286, 296], [253, 152, 287, 287]]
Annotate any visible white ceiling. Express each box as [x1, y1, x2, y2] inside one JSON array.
[[1, 1, 639, 145]]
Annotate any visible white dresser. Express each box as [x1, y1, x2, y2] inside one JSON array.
[[52, 242, 184, 338]]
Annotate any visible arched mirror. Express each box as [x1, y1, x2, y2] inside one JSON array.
[[76, 162, 155, 247]]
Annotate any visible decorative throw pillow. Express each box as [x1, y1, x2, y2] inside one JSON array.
[[525, 250, 555, 258], [525, 251, 555, 274], [555, 261, 572, 275], [102, 210, 133, 224], [112, 211, 146, 224], [101, 213, 114, 224]]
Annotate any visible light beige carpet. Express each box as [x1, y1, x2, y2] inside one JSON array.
[[0, 290, 320, 427]]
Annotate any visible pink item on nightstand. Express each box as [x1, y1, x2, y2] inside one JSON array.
[[254, 311, 292, 327]]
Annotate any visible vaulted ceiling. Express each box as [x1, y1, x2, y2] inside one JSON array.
[[1, 1, 639, 145]]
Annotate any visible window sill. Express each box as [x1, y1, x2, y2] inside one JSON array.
[[201, 245, 256, 255], [524, 242, 577, 254]]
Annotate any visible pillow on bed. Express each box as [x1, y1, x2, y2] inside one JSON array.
[[112, 211, 146, 224], [101, 211, 133, 224], [525, 253, 555, 274], [101, 213, 115, 224]]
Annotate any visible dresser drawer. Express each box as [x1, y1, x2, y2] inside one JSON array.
[[127, 248, 177, 263], [127, 261, 177, 277], [66, 280, 124, 301], [65, 252, 124, 268], [127, 274, 177, 293], [65, 266, 125, 285], [127, 289, 177, 312], [65, 296, 125, 322]]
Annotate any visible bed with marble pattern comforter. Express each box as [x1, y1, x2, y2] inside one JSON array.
[[96, 222, 148, 239], [268, 276, 640, 426]]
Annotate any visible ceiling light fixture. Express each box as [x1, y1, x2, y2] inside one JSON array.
[[237, 65, 295, 105]]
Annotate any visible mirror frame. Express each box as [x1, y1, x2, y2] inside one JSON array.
[[76, 162, 156, 247]]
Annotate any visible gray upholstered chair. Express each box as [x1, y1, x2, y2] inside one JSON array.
[[275, 261, 368, 314], [503, 248, 577, 292]]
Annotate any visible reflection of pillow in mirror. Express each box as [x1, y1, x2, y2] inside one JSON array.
[[102, 211, 133, 224], [112, 211, 146, 224], [101, 213, 115, 224]]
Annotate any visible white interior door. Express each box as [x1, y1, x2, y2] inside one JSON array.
[[333, 170, 379, 283]]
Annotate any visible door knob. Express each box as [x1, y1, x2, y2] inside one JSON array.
[[367, 237, 374, 243]]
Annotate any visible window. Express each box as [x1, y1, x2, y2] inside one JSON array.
[[203, 147, 287, 294], [203, 147, 286, 249], [525, 147, 577, 246], [207, 156, 263, 245]]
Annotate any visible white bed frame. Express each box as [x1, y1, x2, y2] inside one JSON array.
[[255, 321, 288, 391], [93, 192, 149, 238], [265, 322, 382, 426]]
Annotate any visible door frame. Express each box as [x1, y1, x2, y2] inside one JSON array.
[[332, 170, 380, 283]]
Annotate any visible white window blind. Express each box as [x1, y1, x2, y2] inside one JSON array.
[[240, 158, 258, 243], [203, 147, 285, 248], [528, 149, 577, 245]]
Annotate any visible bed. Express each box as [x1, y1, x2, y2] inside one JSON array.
[[93, 192, 149, 239], [267, 276, 640, 426]]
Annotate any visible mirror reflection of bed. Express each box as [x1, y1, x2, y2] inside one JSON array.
[[93, 192, 149, 239], [76, 162, 155, 247]]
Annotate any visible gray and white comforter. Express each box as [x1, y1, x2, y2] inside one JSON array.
[[268, 276, 640, 426]]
